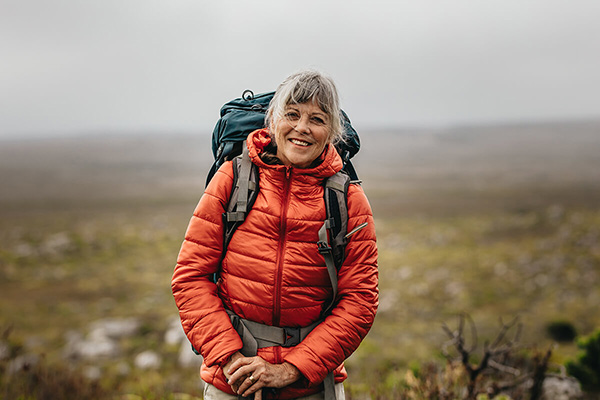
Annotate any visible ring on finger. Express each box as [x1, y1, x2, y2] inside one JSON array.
[[249, 375, 256, 384]]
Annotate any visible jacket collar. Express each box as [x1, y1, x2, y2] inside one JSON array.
[[246, 128, 343, 180]]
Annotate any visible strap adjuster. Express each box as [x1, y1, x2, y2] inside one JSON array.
[[282, 327, 301, 347], [317, 241, 332, 254]]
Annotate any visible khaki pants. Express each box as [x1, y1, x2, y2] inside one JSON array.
[[203, 382, 345, 400]]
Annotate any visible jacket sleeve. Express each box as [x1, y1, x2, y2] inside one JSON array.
[[284, 183, 379, 385], [171, 162, 243, 368]]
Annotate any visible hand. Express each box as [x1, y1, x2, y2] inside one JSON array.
[[227, 355, 301, 398], [222, 352, 245, 392]]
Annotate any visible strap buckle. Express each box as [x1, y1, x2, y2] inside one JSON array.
[[317, 241, 332, 254], [282, 327, 301, 347]]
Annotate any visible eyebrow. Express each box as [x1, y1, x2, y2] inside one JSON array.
[[286, 105, 328, 119]]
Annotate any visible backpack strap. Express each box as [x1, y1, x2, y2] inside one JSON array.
[[317, 221, 339, 317], [222, 144, 259, 250], [318, 171, 351, 316]]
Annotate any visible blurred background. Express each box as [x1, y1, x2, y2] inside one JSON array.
[[1, 1, 599, 398]]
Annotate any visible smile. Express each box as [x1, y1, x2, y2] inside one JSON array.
[[290, 138, 311, 147]]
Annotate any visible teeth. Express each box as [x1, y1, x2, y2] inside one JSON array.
[[290, 139, 310, 146]]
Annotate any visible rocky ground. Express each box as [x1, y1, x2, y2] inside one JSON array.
[[1, 120, 599, 399]]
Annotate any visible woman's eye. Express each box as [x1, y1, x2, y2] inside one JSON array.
[[285, 112, 300, 120], [312, 117, 325, 125]]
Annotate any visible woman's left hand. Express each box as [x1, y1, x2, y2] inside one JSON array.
[[227, 356, 301, 398]]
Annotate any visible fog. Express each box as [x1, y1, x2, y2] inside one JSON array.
[[1, 0, 599, 138]]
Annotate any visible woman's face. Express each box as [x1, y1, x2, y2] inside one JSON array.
[[272, 101, 332, 169]]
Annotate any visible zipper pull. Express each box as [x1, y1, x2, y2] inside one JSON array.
[[285, 166, 292, 179]]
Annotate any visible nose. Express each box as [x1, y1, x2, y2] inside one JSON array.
[[294, 115, 311, 134]]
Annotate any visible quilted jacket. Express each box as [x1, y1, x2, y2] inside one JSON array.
[[172, 128, 378, 399]]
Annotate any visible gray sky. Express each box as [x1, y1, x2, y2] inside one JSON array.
[[1, 0, 599, 138]]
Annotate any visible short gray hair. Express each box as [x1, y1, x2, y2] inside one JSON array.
[[266, 70, 344, 144]]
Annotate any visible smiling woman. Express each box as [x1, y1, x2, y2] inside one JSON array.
[[172, 70, 379, 400]]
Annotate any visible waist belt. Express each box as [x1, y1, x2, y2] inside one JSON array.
[[227, 309, 319, 356], [226, 309, 337, 400]]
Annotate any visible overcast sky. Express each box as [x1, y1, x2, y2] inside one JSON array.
[[1, 0, 599, 138]]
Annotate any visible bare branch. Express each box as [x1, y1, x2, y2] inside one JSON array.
[[488, 359, 521, 376], [466, 313, 478, 353], [490, 372, 534, 395], [490, 316, 520, 349]]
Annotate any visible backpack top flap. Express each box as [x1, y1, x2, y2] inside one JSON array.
[[210, 91, 274, 160], [207, 90, 361, 185]]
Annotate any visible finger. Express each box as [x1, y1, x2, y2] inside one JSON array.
[[238, 374, 262, 396], [227, 357, 256, 386], [228, 364, 255, 386], [229, 375, 244, 393], [228, 356, 252, 375], [254, 387, 263, 400]]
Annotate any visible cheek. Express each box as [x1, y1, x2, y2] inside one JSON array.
[[319, 129, 333, 147]]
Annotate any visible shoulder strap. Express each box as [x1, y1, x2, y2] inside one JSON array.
[[318, 171, 351, 316], [325, 171, 351, 268], [222, 145, 259, 250]]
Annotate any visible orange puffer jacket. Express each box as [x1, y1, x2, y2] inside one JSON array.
[[172, 129, 378, 399]]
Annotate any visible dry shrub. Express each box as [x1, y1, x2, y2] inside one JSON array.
[[0, 349, 108, 400]]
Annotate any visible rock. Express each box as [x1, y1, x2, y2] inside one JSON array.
[[116, 361, 131, 376], [89, 318, 141, 339], [24, 336, 45, 352], [75, 335, 120, 359], [164, 316, 187, 346], [14, 242, 35, 257], [541, 376, 583, 400], [83, 365, 102, 381], [40, 232, 73, 256], [62, 330, 84, 359], [178, 340, 203, 368], [7, 354, 40, 374], [0, 341, 9, 360], [164, 316, 202, 368], [134, 350, 161, 370], [63, 329, 119, 360], [63, 318, 140, 361]]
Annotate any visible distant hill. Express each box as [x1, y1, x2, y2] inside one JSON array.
[[1, 120, 599, 215]]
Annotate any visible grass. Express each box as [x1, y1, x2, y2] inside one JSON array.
[[1, 126, 599, 398], [2, 198, 598, 398], [346, 205, 600, 391]]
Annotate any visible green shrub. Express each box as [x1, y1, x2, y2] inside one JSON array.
[[566, 329, 600, 392]]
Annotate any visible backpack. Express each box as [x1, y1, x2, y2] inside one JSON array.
[[207, 90, 361, 185], [208, 89, 363, 310]]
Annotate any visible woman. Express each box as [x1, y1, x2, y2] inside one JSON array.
[[172, 70, 378, 400]]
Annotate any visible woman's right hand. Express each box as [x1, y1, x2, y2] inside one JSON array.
[[222, 351, 245, 387], [226, 355, 301, 399]]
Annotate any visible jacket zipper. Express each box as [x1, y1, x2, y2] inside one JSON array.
[[273, 166, 292, 326]]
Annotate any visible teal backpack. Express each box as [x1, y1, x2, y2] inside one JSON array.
[[207, 90, 360, 185]]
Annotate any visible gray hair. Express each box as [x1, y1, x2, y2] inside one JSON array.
[[266, 70, 344, 144]]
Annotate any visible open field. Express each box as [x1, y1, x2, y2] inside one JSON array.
[[1, 120, 599, 397]]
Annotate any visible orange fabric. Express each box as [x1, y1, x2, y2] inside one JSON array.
[[172, 129, 378, 399]]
